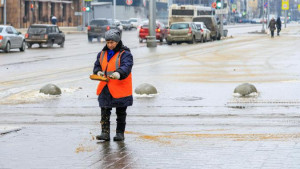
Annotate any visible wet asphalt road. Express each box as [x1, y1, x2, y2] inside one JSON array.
[[0, 24, 300, 168]]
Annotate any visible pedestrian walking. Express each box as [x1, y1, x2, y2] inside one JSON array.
[[268, 17, 276, 38], [93, 29, 133, 141], [51, 15, 57, 25], [276, 17, 282, 36]]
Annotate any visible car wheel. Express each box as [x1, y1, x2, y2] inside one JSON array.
[[47, 41, 53, 48], [139, 38, 143, 43], [39, 43, 43, 48], [190, 37, 196, 44], [27, 43, 32, 48], [88, 36, 93, 42], [4, 42, 10, 53], [159, 38, 163, 42], [167, 41, 172, 45], [20, 41, 26, 52], [60, 42, 64, 48]]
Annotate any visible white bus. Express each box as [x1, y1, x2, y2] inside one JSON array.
[[168, 4, 215, 26]]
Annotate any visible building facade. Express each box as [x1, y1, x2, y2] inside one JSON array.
[[0, 0, 83, 28]]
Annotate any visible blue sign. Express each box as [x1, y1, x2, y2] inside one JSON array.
[[264, 2, 268, 8]]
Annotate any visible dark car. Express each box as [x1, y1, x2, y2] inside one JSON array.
[[87, 18, 122, 42], [0, 25, 26, 53], [25, 24, 65, 48], [138, 20, 168, 43]]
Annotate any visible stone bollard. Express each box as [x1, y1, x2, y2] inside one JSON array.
[[135, 83, 157, 95], [234, 83, 257, 96], [40, 84, 62, 95]]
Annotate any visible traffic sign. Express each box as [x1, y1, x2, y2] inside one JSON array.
[[126, 0, 133, 5], [215, 9, 228, 15], [75, 12, 82, 16], [211, 2, 216, 9], [282, 0, 289, 10], [298, 4, 300, 12], [264, 2, 268, 8]]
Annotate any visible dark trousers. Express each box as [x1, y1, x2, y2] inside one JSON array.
[[270, 30, 274, 37], [101, 107, 127, 133], [277, 29, 281, 36]]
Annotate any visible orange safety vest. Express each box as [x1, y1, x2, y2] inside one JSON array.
[[96, 50, 132, 98]]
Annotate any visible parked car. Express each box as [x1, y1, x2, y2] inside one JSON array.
[[138, 20, 168, 43], [129, 18, 141, 29], [193, 16, 221, 40], [251, 18, 261, 24], [25, 24, 65, 48], [166, 22, 202, 45], [0, 25, 26, 53], [120, 20, 132, 30], [87, 18, 122, 42], [194, 22, 211, 42]]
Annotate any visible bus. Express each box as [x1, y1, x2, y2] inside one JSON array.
[[168, 4, 215, 26]]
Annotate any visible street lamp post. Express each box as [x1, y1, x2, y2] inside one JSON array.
[[146, 0, 157, 48], [261, 0, 265, 33], [3, 0, 6, 25]]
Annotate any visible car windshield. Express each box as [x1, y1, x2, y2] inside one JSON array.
[[170, 23, 189, 29], [28, 27, 47, 34], [0, 27, 3, 33], [130, 19, 137, 22], [121, 21, 129, 24], [90, 20, 109, 26]]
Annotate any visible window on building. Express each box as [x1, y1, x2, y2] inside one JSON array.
[[25, 1, 29, 17], [63, 4, 67, 19], [51, 3, 55, 16], [39, 2, 43, 21]]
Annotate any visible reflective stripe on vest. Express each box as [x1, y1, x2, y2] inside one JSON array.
[[96, 50, 132, 98]]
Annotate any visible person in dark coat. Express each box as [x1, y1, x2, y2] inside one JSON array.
[[93, 29, 133, 141], [276, 17, 282, 36], [268, 17, 276, 38]]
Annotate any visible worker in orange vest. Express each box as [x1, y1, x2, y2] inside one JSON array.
[[93, 29, 133, 141]]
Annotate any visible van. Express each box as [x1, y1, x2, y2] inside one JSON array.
[[192, 16, 221, 40]]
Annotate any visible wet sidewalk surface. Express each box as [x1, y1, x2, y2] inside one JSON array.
[[1, 25, 300, 169]]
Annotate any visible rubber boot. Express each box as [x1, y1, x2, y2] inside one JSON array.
[[96, 121, 110, 141], [113, 107, 127, 141], [96, 108, 111, 141], [113, 133, 125, 141]]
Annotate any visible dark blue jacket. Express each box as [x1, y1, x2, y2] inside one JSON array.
[[93, 40, 133, 108]]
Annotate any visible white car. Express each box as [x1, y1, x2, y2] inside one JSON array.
[[194, 22, 212, 42], [129, 18, 141, 29]]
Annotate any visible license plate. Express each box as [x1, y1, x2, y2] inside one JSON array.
[[94, 28, 102, 32], [32, 36, 41, 39]]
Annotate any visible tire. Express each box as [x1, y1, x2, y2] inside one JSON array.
[[139, 38, 143, 43], [159, 38, 163, 42], [4, 42, 10, 53], [39, 43, 43, 48], [20, 41, 26, 52], [27, 43, 32, 48], [190, 37, 196, 44], [201, 36, 204, 43], [167, 41, 172, 45], [47, 41, 53, 48], [217, 33, 221, 40], [60, 41, 64, 48]]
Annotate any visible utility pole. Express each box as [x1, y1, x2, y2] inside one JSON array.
[[82, 0, 85, 30], [261, 0, 265, 33], [146, 0, 157, 47], [220, 0, 224, 37], [113, 0, 116, 22], [3, 0, 6, 25]]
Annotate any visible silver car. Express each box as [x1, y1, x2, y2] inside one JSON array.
[[166, 22, 202, 45], [194, 22, 212, 42], [0, 25, 26, 53]]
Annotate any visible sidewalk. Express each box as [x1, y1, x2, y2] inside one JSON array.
[[0, 126, 22, 135]]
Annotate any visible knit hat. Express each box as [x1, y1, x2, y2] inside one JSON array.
[[105, 29, 121, 42]]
